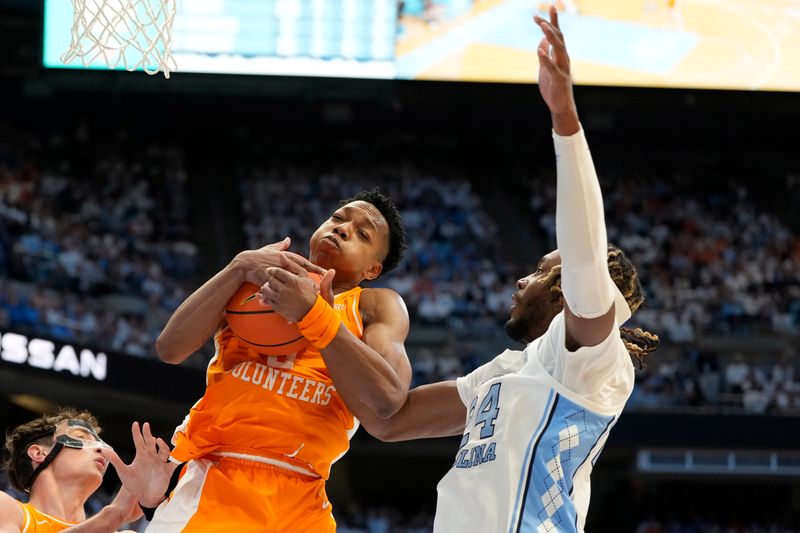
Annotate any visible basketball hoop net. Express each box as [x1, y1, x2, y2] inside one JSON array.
[[61, 0, 177, 78]]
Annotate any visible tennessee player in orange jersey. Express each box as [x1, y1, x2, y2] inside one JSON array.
[[150, 188, 411, 532], [0, 408, 174, 533]]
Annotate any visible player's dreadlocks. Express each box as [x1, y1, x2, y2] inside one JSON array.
[[542, 244, 660, 368]]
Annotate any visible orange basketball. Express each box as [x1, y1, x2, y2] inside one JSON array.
[[224, 272, 322, 355]]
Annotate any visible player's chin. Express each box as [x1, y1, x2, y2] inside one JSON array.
[[315, 237, 341, 255], [504, 317, 527, 343], [85, 468, 104, 486], [309, 251, 335, 270]]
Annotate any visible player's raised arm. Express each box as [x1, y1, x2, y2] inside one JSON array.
[[535, 7, 580, 136], [156, 238, 325, 363], [536, 6, 618, 349]]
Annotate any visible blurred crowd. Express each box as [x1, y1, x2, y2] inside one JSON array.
[[0, 126, 198, 361], [2, 124, 799, 418], [628, 351, 800, 415], [529, 172, 800, 416], [529, 177, 800, 342]]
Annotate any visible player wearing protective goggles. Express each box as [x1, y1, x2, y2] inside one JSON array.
[[1, 408, 175, 532], [20, 419, 113, 493]]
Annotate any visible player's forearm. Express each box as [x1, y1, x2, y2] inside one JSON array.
[[321, 327, 408, 420], [156, 262, 243, 363], [365, 381, 466, 442], [553, 126, 613, 318], [62, 505, 126, 532], [551, 108, 580, 137]]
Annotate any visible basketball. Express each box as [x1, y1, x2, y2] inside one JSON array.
[[224, 273, 322, 355]]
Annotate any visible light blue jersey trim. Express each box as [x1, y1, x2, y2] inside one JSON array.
[[508, 389, 556, 533], [570, 416, 615, 497], [516, 395, 615, 532]]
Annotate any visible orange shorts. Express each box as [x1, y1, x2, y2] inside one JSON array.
[[146, 456, 336, 533]]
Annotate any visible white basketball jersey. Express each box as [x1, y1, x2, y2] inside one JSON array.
[[434, 312, 634, 533]]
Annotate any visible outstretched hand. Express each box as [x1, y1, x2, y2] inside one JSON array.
[[535, 6, 579, 134], [101, 422, 179, 509]]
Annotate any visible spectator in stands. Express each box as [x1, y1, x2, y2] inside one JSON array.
[[528, 178, 800, 343], [725, 353, 750, 394], [1, 129, 198, 362], [627, 350, 800, 415]]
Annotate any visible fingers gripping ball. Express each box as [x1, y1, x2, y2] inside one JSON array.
[[225, 272, 322, 355]]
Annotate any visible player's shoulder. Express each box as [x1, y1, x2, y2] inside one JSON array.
[[359, 287, 409, 322], [544, 311, 630, 364], [0, 491, 24, 531], [360, 287, 405, 307], [487, 348, 529, 376]]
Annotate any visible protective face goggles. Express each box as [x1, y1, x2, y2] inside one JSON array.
[[23, 419, 110, 492], [55, 420, 111, 450]]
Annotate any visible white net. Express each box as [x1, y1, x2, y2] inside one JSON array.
[[61, 0, 178, 78]]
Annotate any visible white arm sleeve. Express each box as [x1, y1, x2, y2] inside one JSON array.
[[553, 127, 615, 319]]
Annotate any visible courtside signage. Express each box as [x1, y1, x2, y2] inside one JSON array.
[[0, 330, 107, 381]]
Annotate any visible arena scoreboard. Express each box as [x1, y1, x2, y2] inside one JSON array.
[[44, 0, 397, 79], [44, 0, 800, 91]]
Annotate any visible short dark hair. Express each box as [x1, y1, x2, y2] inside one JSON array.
[[3, 408, 100, 492], [341, 188, 407, 276]]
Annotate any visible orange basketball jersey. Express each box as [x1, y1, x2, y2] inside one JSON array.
[[16, 501, 76, 532], [171, 287, 365, 479]]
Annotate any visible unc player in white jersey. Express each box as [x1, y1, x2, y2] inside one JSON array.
[[365, 6, 660, 532]]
